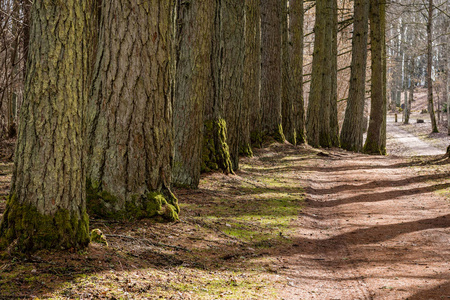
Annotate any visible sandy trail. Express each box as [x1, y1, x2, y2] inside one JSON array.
[[278, 128, 450, 299]]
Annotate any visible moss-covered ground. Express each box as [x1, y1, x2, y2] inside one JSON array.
[[0, 142, 312, 299]]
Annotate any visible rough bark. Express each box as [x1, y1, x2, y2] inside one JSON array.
[[0, 0, 91, 252], [340, 0, 369, 152], [329, 0, 340, 147], [86, 1, 178, 221], [307, 0, 332, 148], [281, 0, 295, 144], [364, 0, 385, 154], [290, 0, 305, 144], [427, 0, 438, 133], [173, 1, 214, 188], [260, 0, 285, 142], [221, 0, 245, 170], [242, 0, 259, 153], [202, 0, 233, 174]]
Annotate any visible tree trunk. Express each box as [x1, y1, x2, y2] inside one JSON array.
[[307, 0, 333, 148], [340, 0, 369, 152], [173, 1, 215, 188], [246, 0, 262, 147], [221, 0, 245, 171], [281, 0, 295, 144], [427, 0, 438, 133], [202, 1, 234, 174], [290, 0, 305, 144], [260, 0, 285, 142], [0, 0, 91, 252], [86, 1, 179, 221], [364, 0, 385, 154], [329, 0, 340, 147]]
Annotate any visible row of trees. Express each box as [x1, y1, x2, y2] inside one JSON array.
[[0, 0, 433, 253]]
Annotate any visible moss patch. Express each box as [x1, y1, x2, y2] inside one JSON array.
[[0, 194, 90, 252], [86, 179, 179, 222], [202, 119, 233, 174]]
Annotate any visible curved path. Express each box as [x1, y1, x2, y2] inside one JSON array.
[[386, 116, 446, 156], [278, 128, 450, 299]]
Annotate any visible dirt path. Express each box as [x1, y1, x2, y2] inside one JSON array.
[[278, 151, 450, 299], [386, 115, 447, 156]]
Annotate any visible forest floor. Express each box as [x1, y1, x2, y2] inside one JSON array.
[[0, 115, 449, 299]]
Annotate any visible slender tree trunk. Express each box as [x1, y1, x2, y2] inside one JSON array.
[[380, 1, 387, 154], [307, 0, 326, 148], [427, 0, 438, 133], [0, 0, 91, 252], [329, 0, 340, 147], [86, 1, 179, 221], [242, 0, 260, 153], [307, 0, 335, 148], [364, 0, 385, 154], [260, 0, 285, 142], [173, 1, 214, 188], [340, 0, 369, 152], [202, 1, 233, 174], [281, 0, 295, 144], [290, 0, 305, 144], [221, 0, 245, 171]]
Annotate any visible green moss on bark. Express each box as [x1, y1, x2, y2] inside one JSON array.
[[202, 119, 233, 174], [86, 179, 179, 222], [239, 143, 253, 157], [0, 194, 90, 252]]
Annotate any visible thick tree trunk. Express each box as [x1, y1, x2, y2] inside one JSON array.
[[290, 0, 305, 144], [202, 1, 233, 174], [0, 0, 91, 251], [260, 0, 285, 142], [427, 0, 438, 133], [364, 0, 385, 154], [281, 0, 295, 145], [340, 0, 369, 152], [246, 0, 262, 147], [173, 1, 214, 188], [221, 0, 245, 171], [86, 1, 178, 221]]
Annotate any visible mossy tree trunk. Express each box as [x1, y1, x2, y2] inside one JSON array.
[[426, 0, 438, 133], [364, 0, 386, 154], [260, 0, 285, 143], [202, 0, 233, 174], [281, 0, 295, 145], [246, 0, 262, 147], [0, 0, 91, 252], [221, 0, 245, 171], [290, 0, 305, 144], [86, 0, 179, 221], [340, 0, 369, 152], [173, 1, 214, 188]]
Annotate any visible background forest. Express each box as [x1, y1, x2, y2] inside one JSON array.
[[0, 0, 449, 299]]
